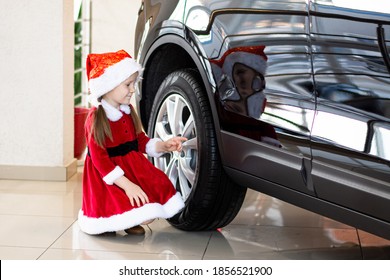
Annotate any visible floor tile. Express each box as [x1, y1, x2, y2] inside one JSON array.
[[0, 171, 83, 194], [204, 224, 361, 260], [39, 248, 200, 260], [358, 230, 390, 259], [233, 190, 352, 229], [50, 219, 211, 259], [0, 191, 81, 218], [0, 215, 75, 248], [1, 168, 389, 260], [0, 246, 47, 260]]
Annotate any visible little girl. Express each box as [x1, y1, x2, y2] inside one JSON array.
[[78, 49, 186, 235]]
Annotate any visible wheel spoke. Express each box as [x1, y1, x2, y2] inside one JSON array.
[[178, 156, 195, 185], [178, 167, 192, 200], [155, 122, 172, 142], [182, 114, 194, 139], [183, 137, 197, 150], [165, 158, 178, 186], [167, 96, 185, 137]]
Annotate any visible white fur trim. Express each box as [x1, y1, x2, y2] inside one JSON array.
[[247, 92, 266, 119], [120, 104, 131, 114], [222, 51, 267, 76], [100, 100, 131, 122], [78, 192, 185, 235], [146, 138, 164, 158], [101, 99, 122, 121], [103, 166, 124, 185], [88, 57, 143, 107]]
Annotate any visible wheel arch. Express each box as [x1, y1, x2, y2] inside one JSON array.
[[137, 31, 223, 151]]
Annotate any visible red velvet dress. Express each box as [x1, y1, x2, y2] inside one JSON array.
[[78, 104, 184, 235]]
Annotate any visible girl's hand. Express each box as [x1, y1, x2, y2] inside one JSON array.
[[124, 183, 149, 207], [162, 136, 188, 152], [114, 176, 149, 207]]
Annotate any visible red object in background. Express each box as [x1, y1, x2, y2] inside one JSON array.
[[74, 107, 89, 159]]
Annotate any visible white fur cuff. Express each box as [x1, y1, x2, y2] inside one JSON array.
[[146, 138, 164, 158], [103, 166, 124, 185]]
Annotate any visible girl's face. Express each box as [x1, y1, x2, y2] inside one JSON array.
[[103, 72, 139, 108], [232, 63, 265, 98]]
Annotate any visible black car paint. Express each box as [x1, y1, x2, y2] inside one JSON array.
[[134, 0, 390, 239]]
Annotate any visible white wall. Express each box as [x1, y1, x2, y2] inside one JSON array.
[[0, 0, 141, 181], [0, 0, 75, 180], [91, 0, 141, 56], [89, 0, 142, 120]]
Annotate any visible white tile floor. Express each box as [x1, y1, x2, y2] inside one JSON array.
[[1, 167, 389, 260]]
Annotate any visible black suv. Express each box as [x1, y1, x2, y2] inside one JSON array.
[[134, 0, 390, 240]]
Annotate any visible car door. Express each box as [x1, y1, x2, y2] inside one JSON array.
[[309, 2, 390, 224]]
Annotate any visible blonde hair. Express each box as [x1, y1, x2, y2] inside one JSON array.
[[90, 102, 144, 148]]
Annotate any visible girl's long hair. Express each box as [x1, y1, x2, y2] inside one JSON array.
[[90, 101, 144, 148]]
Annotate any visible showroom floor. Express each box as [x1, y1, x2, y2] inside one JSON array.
[[1, 166, 389, 260]]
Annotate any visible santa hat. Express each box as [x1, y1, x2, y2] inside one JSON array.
[[211, 46, 267, 76], [86, 49, 143, 107]]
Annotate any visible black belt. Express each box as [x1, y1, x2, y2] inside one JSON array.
[[88, 139, 138, 157]]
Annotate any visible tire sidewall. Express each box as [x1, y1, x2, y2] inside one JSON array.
[[147, 70, 246, 230]]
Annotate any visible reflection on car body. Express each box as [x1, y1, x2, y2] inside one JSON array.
[[134, 0, 390, 239], [211, 45, 281, 147]]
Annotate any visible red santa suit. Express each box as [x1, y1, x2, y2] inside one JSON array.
[[78, 100, 184, 235]]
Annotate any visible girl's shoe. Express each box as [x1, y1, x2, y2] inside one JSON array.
[[124, 225, 145, 235], [97, 231, 116, 236]]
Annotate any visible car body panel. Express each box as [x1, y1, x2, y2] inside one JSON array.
[[310, 2, 390, 223], [183, 1, 316, 194], [134, 0, 390, 239]]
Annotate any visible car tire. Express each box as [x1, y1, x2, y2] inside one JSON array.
[[147, 69, 247, 231]]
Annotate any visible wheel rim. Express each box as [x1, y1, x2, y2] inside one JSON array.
[[153, 93, 198, 201]]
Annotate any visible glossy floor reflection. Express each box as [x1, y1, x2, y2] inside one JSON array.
[[1, 167, 389, 260]]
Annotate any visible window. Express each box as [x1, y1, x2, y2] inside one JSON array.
[[74, 0, 91, 107]]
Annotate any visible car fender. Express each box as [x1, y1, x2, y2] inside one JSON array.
[[136, 20, 227, 158]]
